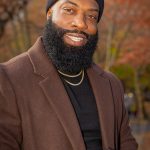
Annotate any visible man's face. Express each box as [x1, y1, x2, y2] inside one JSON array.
[[47, 0, 99, 47]]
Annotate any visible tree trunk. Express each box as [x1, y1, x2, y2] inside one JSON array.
[[11, 20, 21, 52], [18, 7, 31, 50], [23, 6, 31, 49], [134, 68, 144, 120], [105, 21, 114, 71]]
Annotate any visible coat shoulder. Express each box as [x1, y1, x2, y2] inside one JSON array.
[[92, 63, 123, 90], [0, 52, 33, 79]]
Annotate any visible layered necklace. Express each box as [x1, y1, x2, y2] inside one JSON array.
[[58, 69, 84, 86]]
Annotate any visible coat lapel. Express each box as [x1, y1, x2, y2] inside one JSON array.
[[28, 37, 86, 150], [39, 70, 86, 150], [87, 65, 115, 150]]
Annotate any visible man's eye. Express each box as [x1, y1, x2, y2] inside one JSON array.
[[63, 8, 74, 14], [88, 15, 98, 21]]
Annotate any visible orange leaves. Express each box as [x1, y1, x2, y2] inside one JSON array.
[[118, 36, 150, 68], [103, 0, 150, 68]]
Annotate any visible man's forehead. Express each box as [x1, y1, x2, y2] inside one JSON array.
[[54, 0, 99, 10]]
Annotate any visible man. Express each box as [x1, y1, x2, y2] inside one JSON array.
[[0, 0, 138, 150]]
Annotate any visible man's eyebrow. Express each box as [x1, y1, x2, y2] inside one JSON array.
[[65, 1, 99, 12], [88, 8, 99, 13], [65, 1, 78, 7]]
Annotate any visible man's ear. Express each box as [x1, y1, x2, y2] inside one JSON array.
[[46, 9, 52, 20]]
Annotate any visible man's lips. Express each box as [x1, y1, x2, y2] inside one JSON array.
[[63, 33, 88, 46]]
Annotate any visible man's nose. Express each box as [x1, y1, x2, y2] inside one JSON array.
[[72, 14, 88, 30]]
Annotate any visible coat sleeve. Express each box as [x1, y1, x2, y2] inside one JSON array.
[[0, 66, 22, 150], [107, 72, 138, 150]]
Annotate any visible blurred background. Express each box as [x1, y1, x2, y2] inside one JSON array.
[[0, 0, 150, 149]]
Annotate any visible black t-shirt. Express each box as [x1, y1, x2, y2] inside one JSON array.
[[59, 71, 102, 150]]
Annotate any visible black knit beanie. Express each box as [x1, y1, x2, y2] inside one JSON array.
[[46, 0, 104, 22]]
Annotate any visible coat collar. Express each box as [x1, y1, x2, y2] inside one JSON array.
[[28, 37, 115, 150], [28, 37, 54, 78]]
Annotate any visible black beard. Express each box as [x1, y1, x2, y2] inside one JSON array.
[[42, 19, 98, 73]]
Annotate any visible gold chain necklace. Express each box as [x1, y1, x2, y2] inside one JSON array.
[[63, 70, 84, 86], [58, 69, 83, 78]]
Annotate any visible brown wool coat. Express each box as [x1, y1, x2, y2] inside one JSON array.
[[0, 37, 138, 150]]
